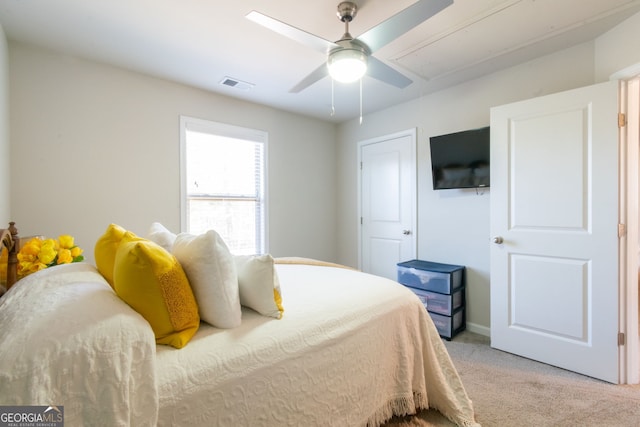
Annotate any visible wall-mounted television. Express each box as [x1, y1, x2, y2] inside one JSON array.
[[429, 126, 490, 190]]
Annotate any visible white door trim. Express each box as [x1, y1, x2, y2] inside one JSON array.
[[357, 128, 417, 271], [619, 77, 640, 384]]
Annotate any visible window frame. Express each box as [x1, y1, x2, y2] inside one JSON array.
[[179, 115, 268, 253]]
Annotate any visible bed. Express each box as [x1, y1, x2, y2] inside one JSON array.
[[0, 222, 479, 426]]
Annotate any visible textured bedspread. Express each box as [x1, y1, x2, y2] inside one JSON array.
[[0, 262, 478, 426], [0, 263, 158, 426], [155, 264, 478, 426]]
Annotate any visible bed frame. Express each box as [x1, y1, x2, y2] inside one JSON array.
[[1, 222, 19, 289]]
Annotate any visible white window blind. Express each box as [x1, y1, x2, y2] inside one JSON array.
[[180, 116, 267, 254]]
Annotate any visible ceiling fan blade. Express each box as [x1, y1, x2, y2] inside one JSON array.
[[356, 0, 453, 54], [367, 56, 412, 89], [246, 11, 338, 54], [289, 63, 329, 93]]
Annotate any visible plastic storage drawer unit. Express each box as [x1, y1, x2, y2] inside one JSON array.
[[397, 259, 466, 340], [408, 286, 464, 316], [397, 260, 464, 294]]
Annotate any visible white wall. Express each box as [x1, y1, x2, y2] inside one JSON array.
[[337, 42, 597, 331], [0, 24, 9, 225], [9, 42, 338, 264]]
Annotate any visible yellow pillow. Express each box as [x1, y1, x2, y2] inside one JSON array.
[[114, 232, 200, 348], [94, 223, 128, 288]]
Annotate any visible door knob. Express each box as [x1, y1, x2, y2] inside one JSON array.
[[403, 230, 411, 235], [493, 236, 504, 244]]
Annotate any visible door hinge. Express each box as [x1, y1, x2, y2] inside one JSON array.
[[618, 223, 627, 238], [360, 161, 363, 170], [618, 113, 627, 128], [360, 217, 363, 225], [619, 332, 626, 346]]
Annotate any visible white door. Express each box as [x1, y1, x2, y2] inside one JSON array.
[[359, 129, 417, 280], [490, 81, 620, 383]]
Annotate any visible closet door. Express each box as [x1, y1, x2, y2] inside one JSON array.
[[359, 129, 417, 280]]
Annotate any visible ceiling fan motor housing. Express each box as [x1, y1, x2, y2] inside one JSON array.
[[332, 38, 369, 56]]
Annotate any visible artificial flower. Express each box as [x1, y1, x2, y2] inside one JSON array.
[[57, 248, 73, 264], [59, 235, 75, 249], [38, 239, 57, 265], [70, 246, 83, 258]]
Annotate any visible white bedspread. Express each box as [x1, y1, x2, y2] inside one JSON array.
[[0, 262, 478, 427], [0, 263, 158, 426], [155, 264, 478, 427]]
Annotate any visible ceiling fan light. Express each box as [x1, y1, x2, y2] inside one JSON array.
[[328, 48, 367, 83]]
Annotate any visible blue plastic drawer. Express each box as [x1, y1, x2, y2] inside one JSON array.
[[429, 308, 465, 340], [407, 286, 464, 316], [397, 260, 464, 294]]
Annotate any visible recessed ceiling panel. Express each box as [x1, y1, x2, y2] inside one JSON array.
[[394, 0, 640, 81]]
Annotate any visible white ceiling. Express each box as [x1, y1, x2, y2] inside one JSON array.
[[1, 0, 639, 123]]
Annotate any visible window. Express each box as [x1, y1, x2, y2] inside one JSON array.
[[180, 116, 267, 254]]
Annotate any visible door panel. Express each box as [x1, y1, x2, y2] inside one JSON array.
[[370, 150, 401, 222], [360, 130, 416, 280], [490, 81, 619, 383], [510, 254, 588, 340], [511, 109, 587, 229]]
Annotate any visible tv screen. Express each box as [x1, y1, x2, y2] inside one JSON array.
[[429, 126, 490, 190]]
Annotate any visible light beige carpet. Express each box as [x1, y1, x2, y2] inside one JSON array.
[[385, 332, 640, 427]]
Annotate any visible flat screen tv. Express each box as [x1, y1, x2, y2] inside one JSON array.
[[429, 126, 490, 190]]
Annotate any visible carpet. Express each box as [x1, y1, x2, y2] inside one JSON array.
[[384, 332, 640, 427]]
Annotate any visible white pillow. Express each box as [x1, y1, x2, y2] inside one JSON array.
[[172, 230, 241, 328], [234, 254, 284, 319], [147, 222, 177, 252]]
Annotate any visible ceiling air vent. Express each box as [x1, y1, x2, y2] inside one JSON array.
[[220, 77, 254, 91]]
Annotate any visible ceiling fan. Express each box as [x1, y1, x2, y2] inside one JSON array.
[[246, 0, 453, 93]]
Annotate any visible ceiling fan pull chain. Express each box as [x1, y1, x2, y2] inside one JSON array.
[[359, 77, 363, 125]]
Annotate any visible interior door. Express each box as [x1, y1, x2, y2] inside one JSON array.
[[490, 80, 620, 383], [359, 129, 416, 280]]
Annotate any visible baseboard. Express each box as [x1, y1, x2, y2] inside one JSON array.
[[465, 322, 490, 337]]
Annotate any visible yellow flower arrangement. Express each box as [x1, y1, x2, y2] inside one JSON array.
[[17, 235, 84, 279]]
